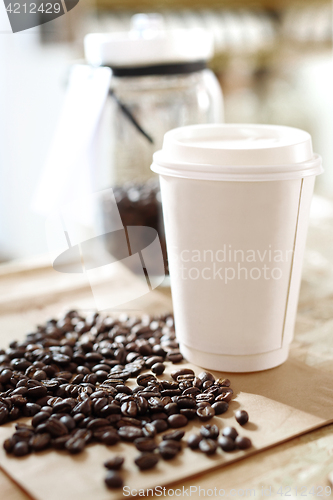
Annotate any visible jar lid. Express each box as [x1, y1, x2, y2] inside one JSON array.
[[84, 28, 213, 68], [151, 124, 323, 182]]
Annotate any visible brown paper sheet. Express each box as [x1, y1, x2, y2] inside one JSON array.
[[0, 358, 332, 500]]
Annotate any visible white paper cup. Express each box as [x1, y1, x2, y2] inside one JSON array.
[[151, 124, 323, 372]]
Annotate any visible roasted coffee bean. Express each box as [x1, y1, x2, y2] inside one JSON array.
[[137, 374, 156, 387], [215, 391, 233, 403], [164, 403, 179, 416], [135, 453, 159, 470], [151, 419, 168, 433], [187, 434, 202, 450], [235, 410, 249, 426], [118, 426, 143, 441], [60, 415, 76, 431], [151, 363, 165, 375], [101, 431, 120, 446], [159, 440, 181, 460], [166, 352, 183, 363], [65, 437, 85, 454], [216, 378, 231, 387], [142, 423, 157, 438], [32, 411, 50, 428], [235, 436, 252, 450], [212, 401, 229, 415], [36, 418, 68, 437], [199, 438, 217, 455], [51, 435, 70, 449], [104, 471, 123, 489], [200, 424, 219, 440], [222, 427, 238, 440], [168, 414, 188, 428], [29, 433, 51, 452], [22, 403, 41, 417], [3, 437, 16, 453], [150, 412, 168, 421], [121, 401, 137, 418], [196, 406, 215, 421], [219, 436, 235, 452], [180, 409, 196, 420], [173, 395, 196, 409], [196, 393, 215, 404], [134, 437, 157, 452], [104, 456, 124, 470], [198, 372, 215, 383], [163, 430, 184, 441], [0, 369, 12, 384], [13, 441, 30, 456]]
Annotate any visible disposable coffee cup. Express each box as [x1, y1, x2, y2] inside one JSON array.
[[151, 124, 323, 372]]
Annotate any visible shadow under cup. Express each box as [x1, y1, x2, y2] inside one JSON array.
[[151, 124, 323, 372]]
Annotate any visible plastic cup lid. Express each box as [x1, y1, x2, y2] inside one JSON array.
[[84, 28, 213, 68], [151, 124, 323, 181]]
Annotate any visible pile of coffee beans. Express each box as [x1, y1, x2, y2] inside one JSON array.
[[0, 310, 252, 489], [102, 179, 168, 274]]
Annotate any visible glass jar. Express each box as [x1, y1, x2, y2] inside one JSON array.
[[85, 17, 224, 279]]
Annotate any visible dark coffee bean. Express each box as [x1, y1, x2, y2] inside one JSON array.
[[212, 402, 229, 415], [159, 440, 181, 460], [13, 429, 34, 442], [118, 426, 143, 441], [174, 395, 196, 409], [13, 441, 30, 456], [235, 410, 249, 426], [151, 363, 165, 375], [136, 373, 156, 387], [101, 431, 120, 446], [22, 403, 41, 417], [222, 427, 238, 440], [196, 406, 215, 421], [60, 415, 76, 431], [187, 434, 202, 450], [235, 436, 252, 449], [166, 352, 183, 363], [171, 368, 194, 381], [198, 371, 215, 383], [51, 435, 70, 449], [199, 438, 217, 455], [121, 401, 137, 418], [135, 453, 159, 470], [36, 418, 68, 437], [163, 430, 184, 441], [134, 437, 157, 452], [65, 437, 85, 454], [3, 437, 16, 453], [183, 387, 201, 396], [168, 414, 188, 428], [105, 471, 123, 489], [104, 456, 124, 470], [215, 391, 233, 403], [200, 424, 219, 440], [0, 369, 12, 384], [164, 403, 179, 416], [202, 380, 214, 390], [150, 412, 168, 421], [196, 393, 215, 403], [142, 423, 157, 438], [29, 433, 51, 452], [216, 378, 231, 387], [151, 419, 168, 433], [180, 409, 196, 420], [219, 436, 236, 452], [145, 356, 164, 369]]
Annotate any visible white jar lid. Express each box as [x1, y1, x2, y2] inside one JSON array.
[[84, 28, 213, 68], [151, 124, 323, 181]]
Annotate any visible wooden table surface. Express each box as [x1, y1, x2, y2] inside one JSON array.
[[1, 196, 333, 498]]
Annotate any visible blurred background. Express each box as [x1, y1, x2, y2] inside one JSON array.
[[0, 0, 332, 262]]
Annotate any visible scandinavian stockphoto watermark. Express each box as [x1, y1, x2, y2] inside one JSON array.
[[3, 0, 80, 33], [122, 485, 332, 497], [175, 246, 294, 283]]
